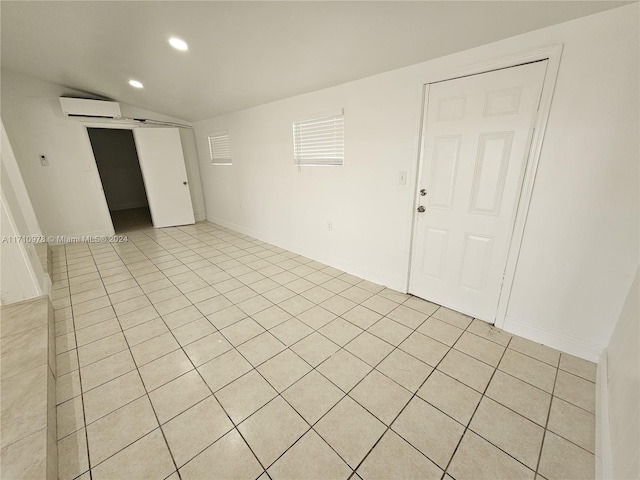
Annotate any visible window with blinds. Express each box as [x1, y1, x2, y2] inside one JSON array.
[[293, 111, 344, 166], [208, 131, 232, 165]]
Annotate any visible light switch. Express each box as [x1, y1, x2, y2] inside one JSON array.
[[39, 155, 49, 167]]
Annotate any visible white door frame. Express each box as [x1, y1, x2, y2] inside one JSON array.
[[406, 44, 563, 330]]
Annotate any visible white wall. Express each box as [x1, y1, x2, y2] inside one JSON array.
[[1, 122, 49, 304], [0, 69, 207, 237], [193, 4, 639, 361], [597, 268, 639, 480], [87, 128, 148, 211]]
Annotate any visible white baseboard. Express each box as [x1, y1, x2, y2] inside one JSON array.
[[503, 315, 603, 362], [596, 350, 612, 480], [207, 215, 408, 292], [195, 212, 207, 222]]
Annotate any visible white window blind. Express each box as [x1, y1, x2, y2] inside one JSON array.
[[208, 131, 231, 165], [293, 112, 344, 166]]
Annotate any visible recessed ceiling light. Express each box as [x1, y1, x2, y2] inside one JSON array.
[[169, 37, 188, 51], [129, 80, 144, 89]]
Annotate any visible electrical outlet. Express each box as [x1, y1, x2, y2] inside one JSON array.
[[327, 220, 333, 231], [39, 155, 49, 167], [398, 170, 407, 185]]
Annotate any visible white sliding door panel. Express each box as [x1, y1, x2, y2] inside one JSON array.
[[133, 128, 195, 228], [410, 61, 546, 322]]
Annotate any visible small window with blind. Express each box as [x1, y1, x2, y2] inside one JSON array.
[[208, 131, 232, 165], [293, 110, 344, 166]]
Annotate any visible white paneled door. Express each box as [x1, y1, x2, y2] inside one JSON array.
[[409, 61, 547, 322], [133, 128, 195, 228]]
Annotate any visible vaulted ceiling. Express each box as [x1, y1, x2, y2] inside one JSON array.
[[1, 1, 629, 121]]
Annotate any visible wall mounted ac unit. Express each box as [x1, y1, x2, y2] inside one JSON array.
[[59, 97, 122, 119]]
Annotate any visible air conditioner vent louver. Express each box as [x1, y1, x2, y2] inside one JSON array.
[[59, 97, 122, 119]]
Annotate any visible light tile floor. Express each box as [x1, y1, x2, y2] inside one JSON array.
[[51, 222, 597, 480]]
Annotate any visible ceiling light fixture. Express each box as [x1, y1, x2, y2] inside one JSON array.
[[169, 37, 188, 51], [129, 80, 144, 88]]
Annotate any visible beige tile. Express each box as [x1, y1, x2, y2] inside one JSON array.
[[123, 317, 169, 346], [147, 286, 183, 304], [163, 396, 234, 467], [403, 297, 439, 316], [340, 286, 375, 304], [221, 317, 266, 346], [438, 348, 494, 393], [237, 332, 286, 367], [418, 317, 463, 346], [108, 286, 144, 305], [56, 331, 76, 354], [386, 305, 428, 329], [112, 295, 152, 317], [376, 348, 433, 391], [179, 429, 263, 480], [467, 318, 512, 346], [301, 286, 334, 304], [262, 285, 297, 304], [237, 295, 274, 316], [117, 305, 159, 329], [554, 370, 596, 413], [196, 295, 234, 316], [417, 370, 480, 426], [345, 331, 394, 367], [448, 430, 535, 479], [282, 371, 344, 424], [342, 305, 382, 330], [392, 396, 464, 469], [57, 428, 89, 480], [0, 427, 49, 480], [57, 369, 81, 404], [350, 370, 412, 425], [1, 326, 48, 379], [356, 280, 385, 294], [538, 431, 595, 480], [139, 349, 194, 391], [268, 429, 351, 480], [81, 349, 136, 392], [315, 396, 386, 468], [83, 370, 146, 423], [172, 317, 216, 346], [257, 349, 312, 392], [320, 295, 357, 316], [252, 305, 292, 329], [368, 317, 412, 346], [91, 429, 175, 480], [291, 332, 340, 367], [185, 286, 219, 304], [318, 349, 372, 392], [238, 396, 309, 466], [509, 335, 561, 367], [321, 278, 352, 294], [297, 305, 337, 330], [399, 331, 449, 367], [547, 397, 595, 453], [57, 395, 84, 439], [271, 318, 314, 346], [357, 430, 442, 480], [155, 295, 192, 316], [559, 353, 597, 382], [184, 332, 232, 366], [75, 319, 121, 347], [87, 396, 158, 466], [57, 349, 79, 376], [470, 397, 544, 469], [162, 305, 205, 329], [361, 295, 398, 316], [431, 307, 473, 329], [130, 332, 180, 366], [198, 349, 252, 392], [499, 349, 557, 393], [320, 318, 363, 346], [225, 285, 260, 304], [485, 370, 551, 426], [279, 295, 315, 316], [215, 370, 277, 423], [149, 370, 211, 424], [454, 331, 506, 367]]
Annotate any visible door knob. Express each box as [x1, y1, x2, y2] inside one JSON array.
[[420, 189, 427, 196], [417, 206, 426, 213]]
